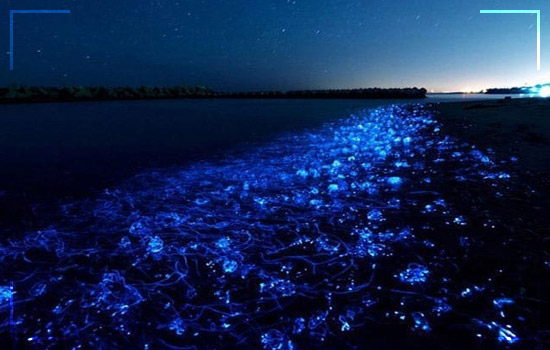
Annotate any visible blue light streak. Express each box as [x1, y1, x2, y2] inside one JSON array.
[[0, 104, 530, 348], [9, 281, 14, 337]]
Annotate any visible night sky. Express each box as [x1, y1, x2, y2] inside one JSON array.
[[0, 0, 548, 92]]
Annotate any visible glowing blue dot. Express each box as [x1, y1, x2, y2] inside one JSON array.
[[493, 297, 514, 309], [168, 318, 186, 336], [387, 176, 403, 186], [147, 236, 164, 254], [398, 264, 430, 285], [296, 169, 308, 178], [309, 199, 323, 207], [432, 298, 452, 316], [367, 209, 384, 221], [362, 295, 377, 307], [194, 198, 209, 205], [119, 236, 131, 249], [339, 315, 351, 332], [340, 321, 350, 332], [293, 317, 306, 335], [411, 312, 431, 332], [261, 330, 293, 350], [0, 285, 11, 302], [129, 221, 149, 236], [215, 238, 230, 250], [308, 311, 328, 329], [453, 216, 466, 225], [260, 278, 296, 297], [222, 259, 238, 273]]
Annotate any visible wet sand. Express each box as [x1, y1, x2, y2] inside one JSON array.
[[437, 97, 550, 228], [437, 97, 550, 174]]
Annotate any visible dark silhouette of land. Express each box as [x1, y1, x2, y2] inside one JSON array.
[[485, 87, 527, 94], [0, 85, 427, 103], [485, 84, 549, 95]]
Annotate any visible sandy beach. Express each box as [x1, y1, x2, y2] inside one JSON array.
[[437, 98, 550, 174]]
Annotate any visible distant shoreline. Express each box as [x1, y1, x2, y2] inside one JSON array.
[[0, 86, 427, 104]]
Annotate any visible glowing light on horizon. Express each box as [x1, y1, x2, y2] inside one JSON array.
[[529, 84, 550, 97], [539, 85, 550, 97]]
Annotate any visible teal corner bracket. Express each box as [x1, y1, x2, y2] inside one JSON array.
[[480, 10, 541, 70]]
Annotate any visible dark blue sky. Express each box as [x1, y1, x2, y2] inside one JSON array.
[[0, 0, 548, 91]]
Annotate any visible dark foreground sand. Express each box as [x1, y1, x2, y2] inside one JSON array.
[[437, 98, 550, 174], [436, 97, 550, 225]]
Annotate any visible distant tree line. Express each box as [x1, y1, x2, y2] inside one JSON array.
[[0, 85, 216, 103], [0, 85, 426, 103], [222, 88, 426, 99], [485, 87, 529, 95]]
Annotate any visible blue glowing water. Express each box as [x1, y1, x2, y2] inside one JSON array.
[[0, 103, 539, 349]]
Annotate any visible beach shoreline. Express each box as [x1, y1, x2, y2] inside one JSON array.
[[436, 97, 550, 174]]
